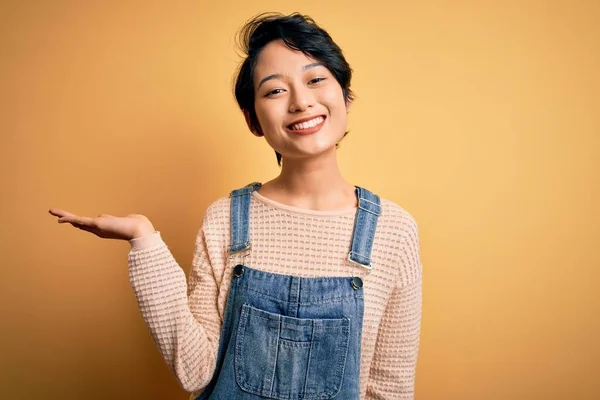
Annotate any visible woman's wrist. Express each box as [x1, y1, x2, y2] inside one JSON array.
[[132, 224, 156, 240]]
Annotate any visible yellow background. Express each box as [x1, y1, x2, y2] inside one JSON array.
[[1, 0, 598, 399]]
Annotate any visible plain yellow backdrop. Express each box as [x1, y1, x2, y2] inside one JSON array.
[[1, 0, 598, 399]]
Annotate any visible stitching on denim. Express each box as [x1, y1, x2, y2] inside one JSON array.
[[349, 250, 370, 259], [238, 287, 357, 305], [279, 338, 312, 348], [243, 306, 350, 327], [358, 197, 381, 215], [327, 323, 350, 397]]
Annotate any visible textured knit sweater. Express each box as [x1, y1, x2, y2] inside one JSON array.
[[128, 189, 423, 399]]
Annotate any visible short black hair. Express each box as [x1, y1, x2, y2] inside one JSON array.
[[233, 12, 355, 166]]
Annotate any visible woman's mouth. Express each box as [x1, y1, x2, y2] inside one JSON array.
[[286, 115, 326, 135]]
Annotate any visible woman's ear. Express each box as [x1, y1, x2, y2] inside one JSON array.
[[243, 110, 263, 137], [345, 99, 352, 113]]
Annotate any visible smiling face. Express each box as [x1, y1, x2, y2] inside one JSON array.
[[249, 39, 350, 163]]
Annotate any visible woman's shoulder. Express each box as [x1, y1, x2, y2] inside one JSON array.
[[203, 195, 232, 222], [377, 196, 420, 240], [202, 182, 260, 221]]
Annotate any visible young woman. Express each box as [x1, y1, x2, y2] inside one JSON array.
[[49, 12, 423, 400]]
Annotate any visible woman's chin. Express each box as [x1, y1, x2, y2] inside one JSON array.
[[281, 145, 339, 162]]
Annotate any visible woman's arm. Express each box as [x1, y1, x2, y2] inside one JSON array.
[[127, 209, 221, 392], [367, 274, 423, 399], [367, 219, 423, 399]]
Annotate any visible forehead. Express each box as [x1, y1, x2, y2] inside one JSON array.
[[253, 40, 319, 83]]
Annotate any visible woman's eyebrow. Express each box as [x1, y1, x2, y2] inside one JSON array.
[[257, 62, 325, 90]]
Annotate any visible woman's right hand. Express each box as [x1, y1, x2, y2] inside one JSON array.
[[48, 208, 156, 241]]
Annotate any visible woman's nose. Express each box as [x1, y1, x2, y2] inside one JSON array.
[[288, 85, 315, 113]]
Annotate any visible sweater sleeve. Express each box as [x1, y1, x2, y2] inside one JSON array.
[[366, 219, 423, 399], [127, 209, 222, 393]]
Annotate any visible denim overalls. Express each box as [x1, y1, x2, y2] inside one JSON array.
[[196, 182, 381, 400]]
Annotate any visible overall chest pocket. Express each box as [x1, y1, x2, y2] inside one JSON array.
[[234, 303, 350, 400]]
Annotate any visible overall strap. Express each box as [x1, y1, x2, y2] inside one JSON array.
[[228, 182, 262, 254], [347, 186, 382, 272]]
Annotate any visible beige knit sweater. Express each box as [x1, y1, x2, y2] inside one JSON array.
[[128, 189, 423, 399]]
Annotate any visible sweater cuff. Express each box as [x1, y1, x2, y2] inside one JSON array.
[[129, 231, 163, 251]]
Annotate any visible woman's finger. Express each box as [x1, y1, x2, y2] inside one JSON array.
[[57, 214, 78, 223], [58, 214, 93, 226], [73, 215, 96, 226], [49, 208, 72, 218]]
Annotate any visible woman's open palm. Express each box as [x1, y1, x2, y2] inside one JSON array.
[[48, 208, 155, 241]]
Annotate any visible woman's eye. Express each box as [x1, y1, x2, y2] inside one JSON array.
[[266, 88, 284, 97], [309, 77, 326, 84]]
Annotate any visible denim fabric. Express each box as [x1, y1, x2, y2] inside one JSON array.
[[196, 182, 380, 400], [228, 182, 262, 253], [347, 186, 382, 270]]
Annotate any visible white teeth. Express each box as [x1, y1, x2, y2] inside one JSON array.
[[291, 116, 324, 130]]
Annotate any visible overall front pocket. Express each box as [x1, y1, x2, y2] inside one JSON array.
[[234, 303, 350, 400]]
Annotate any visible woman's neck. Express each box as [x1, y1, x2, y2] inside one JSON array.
[[258, 153, 357, 212]]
